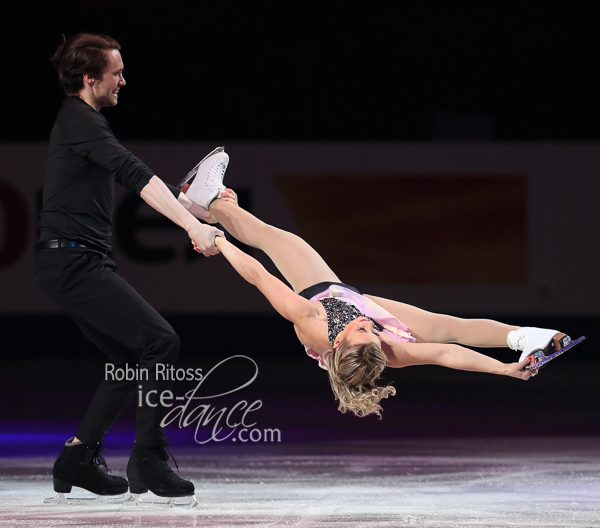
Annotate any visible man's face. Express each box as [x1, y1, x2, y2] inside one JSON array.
[[91, 49, 126, 109]]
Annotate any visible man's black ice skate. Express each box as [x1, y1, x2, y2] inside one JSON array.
[[126, 438, 197, 508], [44, 438, 128, 504]]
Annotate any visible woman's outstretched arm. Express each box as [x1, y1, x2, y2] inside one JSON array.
[[207, 237, 319, 325], [384, 339, 537, 380], [208, 196, 340, 293]]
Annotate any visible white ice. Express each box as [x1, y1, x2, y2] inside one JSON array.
[[0, 437, 599, 527]]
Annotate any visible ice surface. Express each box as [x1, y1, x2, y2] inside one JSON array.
[[0, 437, 599, 527]]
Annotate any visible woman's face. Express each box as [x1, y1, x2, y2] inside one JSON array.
[[333, 317, 382, 348]]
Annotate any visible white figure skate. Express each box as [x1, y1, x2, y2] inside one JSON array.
[[507, 327, 586, 369], [178, 146, 229, 209]]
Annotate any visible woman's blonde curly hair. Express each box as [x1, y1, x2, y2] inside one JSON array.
[[325, 339, 396, 419]]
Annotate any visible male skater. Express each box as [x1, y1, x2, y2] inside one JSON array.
[[35, 33, 223, 502]]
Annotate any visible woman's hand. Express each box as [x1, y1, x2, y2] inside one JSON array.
[[505, 356, 540, 380], [188, 223, 224, 256], [220, 188, 238, 205]]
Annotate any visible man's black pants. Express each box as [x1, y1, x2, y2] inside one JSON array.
[[35, 246, 179, 448]]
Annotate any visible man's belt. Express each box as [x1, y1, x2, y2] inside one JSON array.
[[35, 239, 91, 250]]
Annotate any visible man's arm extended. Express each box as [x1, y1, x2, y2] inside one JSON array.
[[140, 175, 224, 256]]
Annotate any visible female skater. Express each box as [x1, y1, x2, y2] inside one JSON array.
[[184, 149, 569, 419]]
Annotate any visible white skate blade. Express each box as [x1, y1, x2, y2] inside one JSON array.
[[44, 492, 128, 505], [177, 146, 225, 189], [126, 492, 198, 509]]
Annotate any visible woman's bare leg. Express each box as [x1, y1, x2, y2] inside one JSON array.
[[365, 295, 518, 347], [210, 199, 340, 292], [209, 198, 517, 347]]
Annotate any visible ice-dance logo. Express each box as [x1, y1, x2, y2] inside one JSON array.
[[105, 355, 281, 444]]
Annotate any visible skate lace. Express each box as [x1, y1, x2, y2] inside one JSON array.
[[206, 159, 227, 188], [84, 439, 108, 472], [158, 437, 180, 473], [516, 334, 526, 351]]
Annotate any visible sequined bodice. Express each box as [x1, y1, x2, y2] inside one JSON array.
[[319, 297, 382, 345]]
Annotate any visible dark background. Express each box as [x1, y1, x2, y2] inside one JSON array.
[[4, 2, 600, 142], [1, 2, 598, 445]]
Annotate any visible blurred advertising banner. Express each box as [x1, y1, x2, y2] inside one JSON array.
[[1, 143, 598, 316]]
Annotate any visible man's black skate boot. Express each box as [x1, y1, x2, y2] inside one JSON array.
[[126, 438, 194, 497], [52, 438, 128, 495]]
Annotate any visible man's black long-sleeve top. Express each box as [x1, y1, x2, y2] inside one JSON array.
[[39, 96, 177, 253]]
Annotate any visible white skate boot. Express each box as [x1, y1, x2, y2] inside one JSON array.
[[507, 327, 571, 363], [178, 146, 229, 209]]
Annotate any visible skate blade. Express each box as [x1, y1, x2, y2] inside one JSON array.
[[526, 333, 571, 366], [126, 493, 198, 509], [177, 146, 225, 191], [44, 492, 127, 505], [525, 336, 586, 370]]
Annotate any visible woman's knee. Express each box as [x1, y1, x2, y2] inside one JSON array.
[[434, 314, 466, 343], [417, 313, 463, 343], [259, 223, 292, 246]]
